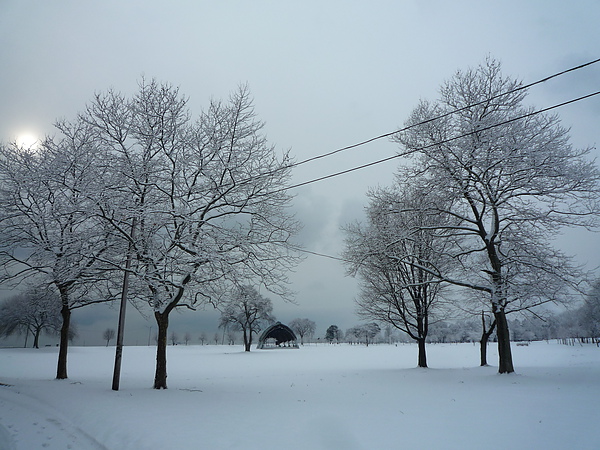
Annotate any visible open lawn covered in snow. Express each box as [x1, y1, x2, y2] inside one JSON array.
[[0, 341, 598, 449]]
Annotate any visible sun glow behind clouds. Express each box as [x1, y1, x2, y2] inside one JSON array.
[[16, 132, 40, 149]]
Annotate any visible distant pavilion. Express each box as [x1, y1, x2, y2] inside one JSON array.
[[257, 322, 299, 349]]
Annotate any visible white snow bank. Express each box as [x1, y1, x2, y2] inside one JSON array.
[[0, 342, 599, 449]]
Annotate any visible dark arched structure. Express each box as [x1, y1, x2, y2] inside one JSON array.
[[257, 322, 299, 349]]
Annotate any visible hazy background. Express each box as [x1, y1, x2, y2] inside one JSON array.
[[1, 1, 599, 346]]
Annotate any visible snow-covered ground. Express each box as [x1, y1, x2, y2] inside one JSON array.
[[0, 341, 598, 449]]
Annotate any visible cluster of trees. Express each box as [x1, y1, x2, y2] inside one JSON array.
[[0, 287, 77, 348], [422, 300, 600, 347], [343, 58, 600, 373], [217, 285, 318, 350], [219, 285, 275, 352], [2, 58, 598, 385], [325, 282, 600, 350], [0, 80, 300, 388]]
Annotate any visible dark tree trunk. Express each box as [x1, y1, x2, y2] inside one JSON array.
[[154, 311, 169, 389], [243, 328, 251, 352], [480, 334, 489, 367], [480, 313, 497, 367], [415, 310, 428, 368], [56, 305, 71, 379], [33, 327, 41, 349], [152, 281, 190, 389], [494, 309, 514, 374], [417, 337, 427, 368]]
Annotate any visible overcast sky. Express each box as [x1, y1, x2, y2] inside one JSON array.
[[1, 1, 599, 346]]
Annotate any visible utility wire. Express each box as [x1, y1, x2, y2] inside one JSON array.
[[277, 89, 600, 193], [285, 88, 600, 262], [291, 57, 600, 169], [256, 60, 600, 263], [225, 57, 600, 193], [286, 245, 348, 262]]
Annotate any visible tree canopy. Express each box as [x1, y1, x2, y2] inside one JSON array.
[[393, 58, 600, 372]]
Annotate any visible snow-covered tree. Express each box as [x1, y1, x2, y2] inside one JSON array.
[[347, 323, 380, 346], [219, 285, 275, 351], [343, 182, 449, 367], [289, 318, 316, 345], [0, 287, 62, 348], [81, 80, 300, 388], [581, 279, 600, 344], [0, 122, 118, 379], [394, 58, 600, 373]]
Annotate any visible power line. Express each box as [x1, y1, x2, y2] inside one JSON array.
[[286, 245, 348, 262], [289, 88, 600, 263], [279, 89, 600, 193], [290, 58, 600, 170], [259, 60, 600, 263], [228, 57, 600, 193]]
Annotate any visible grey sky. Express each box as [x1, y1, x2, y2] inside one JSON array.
[[1, 1, 599, 345]]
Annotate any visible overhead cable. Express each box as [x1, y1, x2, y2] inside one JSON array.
[[290, 57, 600, 169], [278, 89, 600, 193], [227, 57, 600, 192]]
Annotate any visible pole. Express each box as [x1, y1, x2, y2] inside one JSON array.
[[112, 217, 136, 391]]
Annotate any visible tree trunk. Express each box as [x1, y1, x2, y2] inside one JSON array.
[[480, 335, 489, 367], [416, 311, 428, 368], [480, 313, 497, 367], [154, 311, 169, 389], [56, 305, 71, 379], [417, 337, 427, 368], [152, 282, 189, 389], [243, 328, 251, 352], [33, 327, 41, 349], [494, 309, 514, 374]]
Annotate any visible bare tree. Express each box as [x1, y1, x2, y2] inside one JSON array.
[[394, 57, 600, 373], [289, 318, 316, 345], [198, 331, 207, 345], [183, 332, 192, 345], [580, 279, 600, 345], [347, 323, 380, 346], [343, 182, 449, 367], [81, 80, 300, 388], [0, 123, 117, 379], [0, 287, 62, 348], [226, 329, 237, 345], [103, 328, 116, 347], [169, 331, 179, 346], [219, 285, 275, 351]]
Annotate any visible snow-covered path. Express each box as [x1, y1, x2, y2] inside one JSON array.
[[0, 381, 106, 449], [1, 342, 599, 449]]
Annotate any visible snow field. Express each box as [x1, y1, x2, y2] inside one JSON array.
[[0, 342, 599, 449]]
